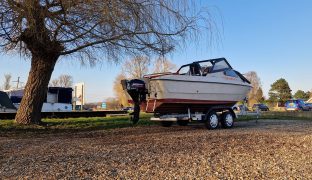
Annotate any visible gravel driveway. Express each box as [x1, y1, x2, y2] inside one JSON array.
[[1, 119, 312, 179]]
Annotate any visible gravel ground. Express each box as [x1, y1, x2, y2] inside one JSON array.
[[1, 119, 312, 179]]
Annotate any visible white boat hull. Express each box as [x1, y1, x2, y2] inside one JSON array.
[[143, 72, 251, 113]]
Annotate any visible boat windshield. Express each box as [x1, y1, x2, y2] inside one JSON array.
[[211, 60, 231, 72], [177, 58, 232, 75]]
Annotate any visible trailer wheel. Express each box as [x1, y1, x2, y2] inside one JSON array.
[[205, 111, 219, 130], [177, 120, 189, 126], [221, 112, 234, 128], [160, 121, 173, 127]]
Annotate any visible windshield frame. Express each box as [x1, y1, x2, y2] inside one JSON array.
[[177, 58, 233, 74]]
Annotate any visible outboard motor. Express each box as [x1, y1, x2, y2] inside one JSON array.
[[121, 79, 147, 124]]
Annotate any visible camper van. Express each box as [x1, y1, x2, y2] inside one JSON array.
[[4, 87, 73, 112]]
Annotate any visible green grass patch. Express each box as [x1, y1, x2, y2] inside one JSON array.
[[0, 113, 155, 135], [2, 112, 312, 135]]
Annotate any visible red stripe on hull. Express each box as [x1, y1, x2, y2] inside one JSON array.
[[153, 98, 236, 104], [139, 98, 236, 114]]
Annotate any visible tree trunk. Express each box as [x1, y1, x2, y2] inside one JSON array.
[[15, 54, 59, 125]]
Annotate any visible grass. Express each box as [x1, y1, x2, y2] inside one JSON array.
[[0, 113, 155, 135], [1, 112, 312, 135]]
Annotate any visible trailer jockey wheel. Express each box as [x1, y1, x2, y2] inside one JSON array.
[[221, 112, 234, 128], [205, 111, 219, 130]]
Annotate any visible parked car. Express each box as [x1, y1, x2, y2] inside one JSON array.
[[232, 104, 249, 111], [122, 107, 134, 111], [305, 103, 312, 111], [252, 104, 269, 111], [285, 99, 310, 111]]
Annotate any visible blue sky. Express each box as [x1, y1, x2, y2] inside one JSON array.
[[1, 1, 312, 102]]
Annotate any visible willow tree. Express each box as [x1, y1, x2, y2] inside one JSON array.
[[153, 57, 177, 73], [245, 71, 263, 106], [0, 0, 212, 124], [122, 56, 150, 79]]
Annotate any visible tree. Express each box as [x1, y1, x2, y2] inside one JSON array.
[[106, 97, 121, 110], [153, 57, 177, 73], [0, 1, 209, 124], [244, 71, 264, 106], [113, 74, 129, 107], [50, 79, 59, 87], [2, 74, 12, 90], [50, 74, 73, 87], [293, 90, 309, 100], [122, 56, 150, 79], [255, 87, 265, 103], [268, 78, 292, 105]]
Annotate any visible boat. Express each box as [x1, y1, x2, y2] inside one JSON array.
[[122, 58, 252, 127]]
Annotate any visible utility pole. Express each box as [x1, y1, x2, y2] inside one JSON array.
[[13, 77, 23, 89]]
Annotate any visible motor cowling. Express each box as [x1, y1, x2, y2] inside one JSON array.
[[121, 79, 147, 103]]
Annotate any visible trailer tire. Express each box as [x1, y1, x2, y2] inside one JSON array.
[[161, 121, 173, 127], [177, 120, 189, 126], [221, 112, 234, 128], [205, 111, 219, 130]]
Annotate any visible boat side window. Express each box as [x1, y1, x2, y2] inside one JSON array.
[[224, 69, 239, 78], [190, 63, 202, 76], [177, 65, 190, 75], [212, 60, 230, 72], [202, 66, 212, 76]]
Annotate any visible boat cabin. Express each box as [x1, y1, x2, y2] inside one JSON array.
[[176, 58, 250, 83], [177, 58, 235, 76]]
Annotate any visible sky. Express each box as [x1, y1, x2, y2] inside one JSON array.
[[1, 1, 312, 102]]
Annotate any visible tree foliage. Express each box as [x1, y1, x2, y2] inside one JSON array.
[[0, 0, 212, 124], [244, 71, 264, 106], [255, 87, 265, 103], [293, 90, 310, 100], [50, 74, 73, 87], [122, 56, 150, 79], [106, 97, 121, 110], [268, 78, 292, 105], [153, 57, 177, 73], [113, 73, 129, 107], [0, 0, 206, 60], [2, 74, 12, 90]]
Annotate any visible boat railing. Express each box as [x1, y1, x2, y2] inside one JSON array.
[[143, 72, 176, 78]]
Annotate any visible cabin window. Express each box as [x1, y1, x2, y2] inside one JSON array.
[[224, 69, 239, 78], [178, 66, 190, 75], [189, 63, 201, 76], [212, 60, 230, 72]]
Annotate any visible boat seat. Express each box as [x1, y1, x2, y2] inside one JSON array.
[[202, 66, 212, 76], [190, 63, 202, 76]]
